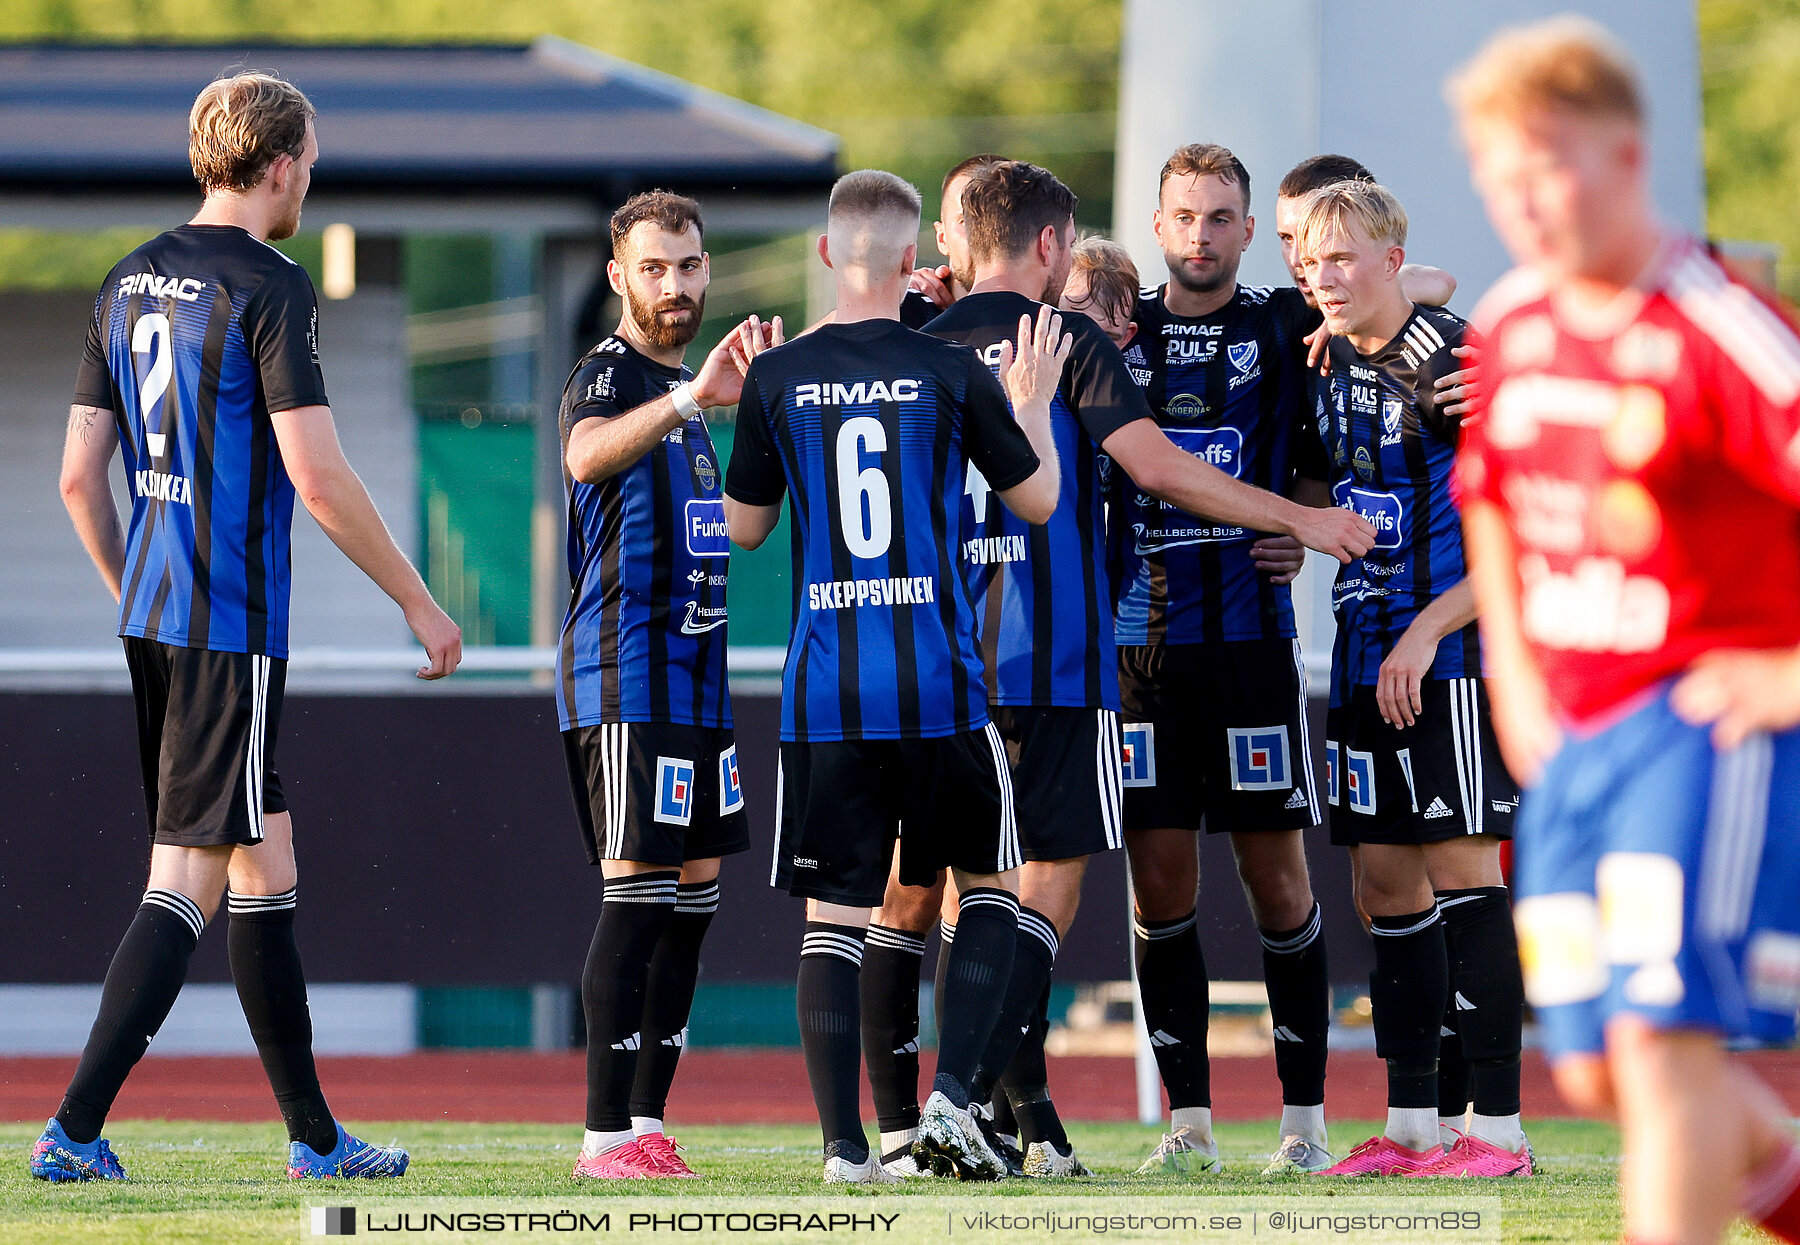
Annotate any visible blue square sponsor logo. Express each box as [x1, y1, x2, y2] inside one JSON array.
[[1331, 480, 1405, 550], [655, 756, 695, 826], [1345, 748, 1377, 815], [1227, 726, 1291, 791], [684, 498, 730, 558], [1168, 426, 1244, 478], [719, 746, 743, 816], [1325, 740, 1340, 807], [1122, 723, 1156, 787]]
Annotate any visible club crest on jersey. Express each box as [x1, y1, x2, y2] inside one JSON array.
[[655, 757, 695, 826], [1381, 396, 1406, 446], [1121, 723, 1156, 787], [719, 746, 744, 816], [685, 498, 730, 558], [1325, 741, 1340, 806], [692, 451, 718, 492], [1228, 340, 1258, 374], [1345, 748, 1376, 815], [1227, 726, 1291, 791]]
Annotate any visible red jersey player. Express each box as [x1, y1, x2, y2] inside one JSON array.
[[1451, 18, 1800, 1245]]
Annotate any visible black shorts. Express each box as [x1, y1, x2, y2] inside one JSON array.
[[991, 705, 1123, 861], [1325, 677, 1520, 847], [772, 725, 1020, 907], [1116, 639, 1320, 835], [124, 637, 287, 848], [564, 721, 752, 867]]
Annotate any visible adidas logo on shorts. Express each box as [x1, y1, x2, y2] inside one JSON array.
[[1423, 797, 1454, 819], [1283, 789, 1309, 810]]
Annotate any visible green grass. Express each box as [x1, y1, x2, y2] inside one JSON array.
[[0, 1118, 1767, 1243]]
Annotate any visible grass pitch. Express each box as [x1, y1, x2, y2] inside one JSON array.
[[0, 1118, 1766, 1243]]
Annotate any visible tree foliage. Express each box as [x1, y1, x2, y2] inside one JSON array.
[[1700, 0, 1800, 294]]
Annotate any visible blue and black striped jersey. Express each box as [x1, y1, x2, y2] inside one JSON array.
[[926, 291, 1145, 710], [1109, 283, 1325, 645], [73, 224, 329, 658], [555, 336, 731, 730], [1312, 304, 1481, 707], [724, 319, 1040, 742]]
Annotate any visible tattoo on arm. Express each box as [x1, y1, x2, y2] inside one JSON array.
[[71, 406, 100, 445]]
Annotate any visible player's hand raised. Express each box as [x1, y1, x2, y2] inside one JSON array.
[[1434, 345, 1478, 421], [693, 315, 784, 408], [908, 264, 955, 310], [998, 306, 1073, 415], [1250, 534, 1307, 585], [1291, 505, 1376, 563], [1671, 646, 1800, 750], [1306, 322, 1333, 374], [407, 599, 463, 680]]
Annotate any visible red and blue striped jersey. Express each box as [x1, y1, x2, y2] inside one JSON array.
[[73, 224, 328, 657], [555, 336, 731, 730], [725, 319, 1040, 742]]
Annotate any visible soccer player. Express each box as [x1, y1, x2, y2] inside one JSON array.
[[36, 72, 461, 1182], [1060, 235, 1140, 349], [557, 191, 775, 1180], [901, 154, 1007, 328], [723, 169, 1067, 1184], [922, 160, 1378, 1179], [1288, 181, 1530, 1178], [1452, 19, 1800, 1241]]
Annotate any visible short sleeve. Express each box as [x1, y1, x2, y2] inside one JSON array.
[[243, 260, 329, 414], [723, 365, 788, 506], [960, 350, 1039, 492], [562, 356, 630, 435], [1273, 286, 1323, 348], [1067, 319, 1153, 445], [1416, 335, 1469, 444], [900, 290, 943, 331], [1291, 378, 1330, 483], [72, 287, 116, 410]]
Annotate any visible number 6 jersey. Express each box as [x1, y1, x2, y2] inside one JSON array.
[[724, 319, 1040, 742], [73, 224, 329, 658]]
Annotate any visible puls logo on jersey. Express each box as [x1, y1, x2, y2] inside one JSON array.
[[1331, 480, 1405, 551], [719, 745, 744, 816], [1227, 726, 1291, 791], [654, 757, 695, 826], [685, 498, 730, 558], [793, 378, 920, 407], [1122, 723, 1157, 787]]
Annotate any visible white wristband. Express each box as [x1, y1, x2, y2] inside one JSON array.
[[671, 382, 703, 420]]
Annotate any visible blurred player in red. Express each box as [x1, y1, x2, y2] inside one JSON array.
[[1452, 18, 1800, 1244]]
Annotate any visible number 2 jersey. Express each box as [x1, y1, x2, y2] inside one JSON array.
[[1459, 236, 1800, 726], [1314, 303, 1481, 707], [556, 335, 731, 731], [926, 290, 1145, 711], [724, 319, 1041, 742], [1110, 283, 1325, 645], [72, 224, 329, 658]]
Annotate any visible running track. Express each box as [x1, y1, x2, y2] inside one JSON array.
[[6, 1050, 1800, 1123]]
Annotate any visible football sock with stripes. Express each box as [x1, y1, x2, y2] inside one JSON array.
[[57, 889, 205, 1144], [1259, 900, 1330, 1110], [931, 918, 954, 1044], [628, 879, 719, 1128], [860, 923, 926, 1136], [969, 906, 1057, 1104], [1002, 979, 1069, 1149], [1437, 886, 1525, 1149], [932, 888, 1017, 1109], [1133, 909, 1211, 1110], [1435, 908, 1471, 1143], [798, 922, 868, 1160], [583, 872, 678, 1133], [227, 888, 336, 1156], [1369, 905, 1448, 1137]]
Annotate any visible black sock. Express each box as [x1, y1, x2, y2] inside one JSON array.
[[1133, 909, 1210, 1109], [931, 919, 954, 1045], [932, 888, 1017, 1109], [1435, 910, 1469, 1122], [860, 924, 926, 1134], [628, 879, 718, 1125], [799, 923, 867, 1160], [227, 888, 335, 1155], [1437, 886, 1524, 1118], [583, 872, 678, 1132], [1369, 906, 1448, 1110], [989, 1087, 1017, 1139], [1002, 979, 1068, 1148], [57, 890, 204, 1143], [970, 906, 1057, 1103], [1260, 901, 1330, 1107]]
